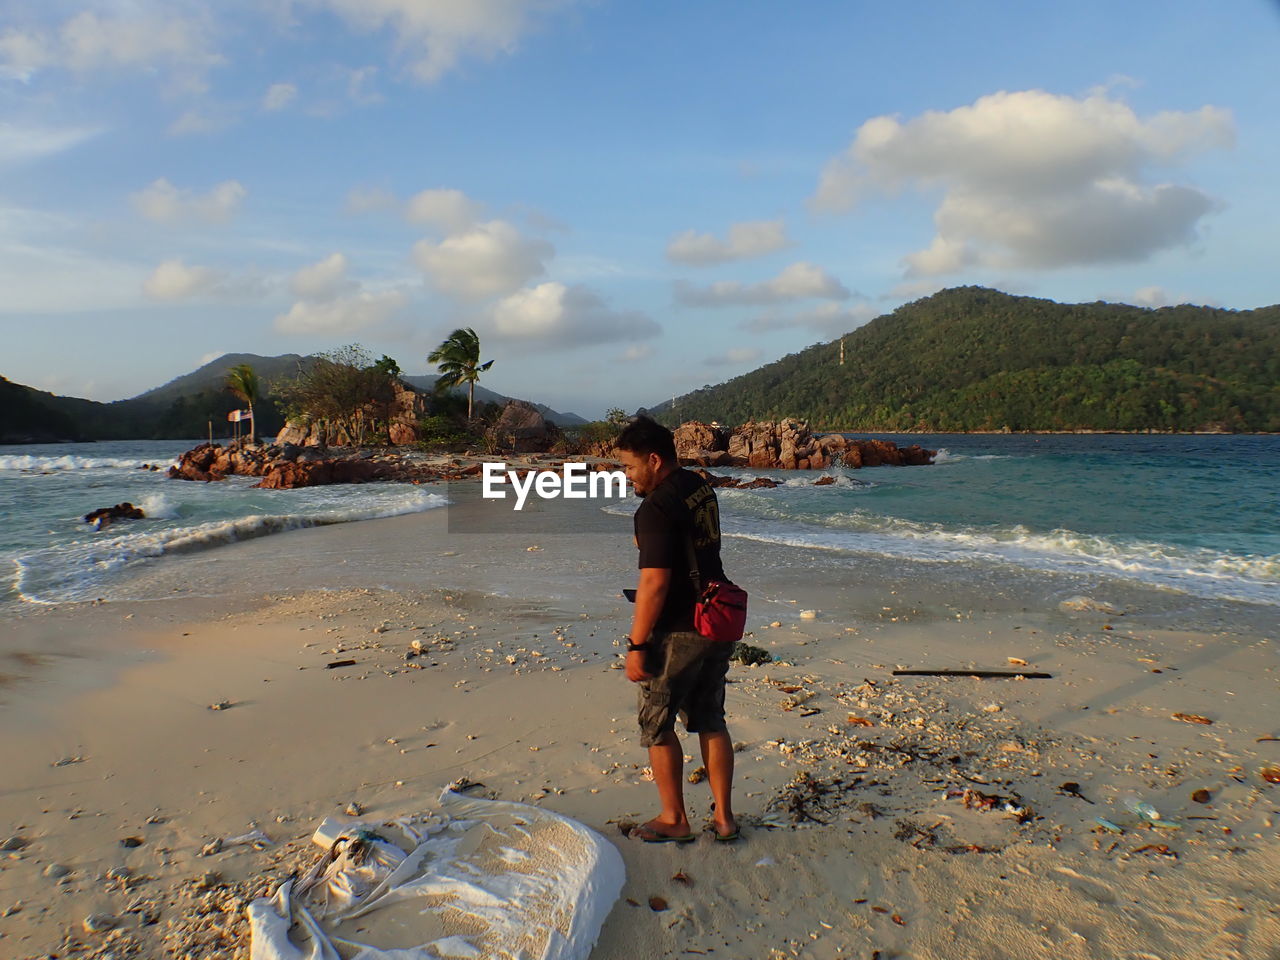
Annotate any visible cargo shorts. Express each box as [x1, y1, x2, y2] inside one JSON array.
[[637, 630, 733, 748]]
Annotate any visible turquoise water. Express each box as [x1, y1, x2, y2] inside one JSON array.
[[3, 435, 1277, 608], [0, 440, 447, 605], [705, 434, 1280, 606]]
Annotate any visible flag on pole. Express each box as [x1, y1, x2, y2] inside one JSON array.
[[227, 409, 253, 422]]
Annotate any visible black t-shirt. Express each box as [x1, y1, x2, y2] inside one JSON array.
[[633, 467, 726, 632]]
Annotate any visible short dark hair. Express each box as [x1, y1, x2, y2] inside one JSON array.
[[616, 414, 677, 462]]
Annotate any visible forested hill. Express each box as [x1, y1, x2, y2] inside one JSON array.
[[652, 287, 1280, 433]]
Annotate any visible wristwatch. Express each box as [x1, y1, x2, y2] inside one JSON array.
[[626, 637, 650, 652]]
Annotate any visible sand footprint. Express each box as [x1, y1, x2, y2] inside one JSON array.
[[1052, 866, 1116, 905]]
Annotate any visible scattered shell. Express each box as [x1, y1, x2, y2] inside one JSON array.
[[687, 766, 707, 785], [648, 896, 668, 912], [1261, 767, 1280, 785], [199, 839, 223, 857], [1006, 657, 1028, 666], [0, 836, 28, 852], [1171, 712, 1212, 725], [52, 755, 86, 767], [846, 715, 874, 727], [1191, 788, 1212, 803], [208, 701, 232, 711], [120, 836, 144, 848], [43, 863, 71, 879], [982, 703, 1002, 713], [83, 912, 121, 933], [799, 610, 818, 620], [345, 801, 364, 817]]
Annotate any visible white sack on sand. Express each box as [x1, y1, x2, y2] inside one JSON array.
[[248, 789, 626, 960]]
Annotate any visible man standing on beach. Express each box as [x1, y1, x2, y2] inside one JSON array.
[[615, 416, 738, 843]]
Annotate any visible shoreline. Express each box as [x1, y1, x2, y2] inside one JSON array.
[[2, 500, 1277, 959]]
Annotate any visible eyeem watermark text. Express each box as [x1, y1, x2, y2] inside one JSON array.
[[482, 461, 628, 510]]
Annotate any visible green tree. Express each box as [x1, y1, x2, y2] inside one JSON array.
[[225, 363, 261, 443], [605, 407, 630, 426], [272, 345, 400, 447], [427, 328, 493, 420]]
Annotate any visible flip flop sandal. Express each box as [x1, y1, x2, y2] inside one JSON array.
[[633, 824, 696, 844], [713, 829, 740, 843]]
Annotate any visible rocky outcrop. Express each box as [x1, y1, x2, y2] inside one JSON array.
[[83, 502, 145, 530], [691, 469, 781, 489], [493, 400, 554, 453], [275, 380, 430, 447], [690, 419, 935, 470], [168, 442, 278, 481]]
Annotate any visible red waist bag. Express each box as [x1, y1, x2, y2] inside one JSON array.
[[684, 530, 748, 643], [694, 579, 749, 643]]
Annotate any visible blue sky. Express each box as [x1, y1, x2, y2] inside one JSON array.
[[2, 0, 1276, 419]]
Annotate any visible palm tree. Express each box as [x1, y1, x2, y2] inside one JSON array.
[[427, 328, 493, 420], [225, 363, 261, 443]]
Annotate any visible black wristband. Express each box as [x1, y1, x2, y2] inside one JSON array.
[[627, 640, 650, 652]]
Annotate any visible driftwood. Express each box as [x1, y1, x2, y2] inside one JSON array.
[[891, 669, 1053, 679]]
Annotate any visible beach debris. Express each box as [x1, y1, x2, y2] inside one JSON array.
[[1058, 781, 1094, 804], [731, 642, 772, 666], [672, 870, 693, 886], [648, 896, 668, 912], [982, 703, 1002, 713], [1261, 767, 1280, 784], [1191, 788, 1212, 804], [945, 787, 1032, 822], [345, 801, 364, 816], [2, 902, 19, 918], [1093, 817, 1125, 834], [199, 838, 223, 857], [892, 914, 907, 926], [1132, 843, 1176, 858], [52, 755, 86, 767], [1123, 796, 1163, 822], [207, 700, 233, 711], [223, 829, 273, 850], [195, 871, 222, 890], [799, 610, 818, 620], [641, 766, 655, 781], [847, 715, 874, 727], [326, 658, 358, 669], [43, 863, 71, 879], [120, 836, 145, 848], [755, 857, 776, 867], [781, 689, 816, 711], [892, 669, 1053, 678], [1006, 657, 1029, 666], [83, 912, 121, 934], [0, 836, 28, 852], [1171, 712, 1213, 725], [799, 707, 822, 717], [1059, 596, 1118, 614], [449, 777, 485, 793], [687, 766, 707, 784]]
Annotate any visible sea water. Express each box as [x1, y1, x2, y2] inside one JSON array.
[[2, 435, 1276, 611], [0, 440, 447, 606]]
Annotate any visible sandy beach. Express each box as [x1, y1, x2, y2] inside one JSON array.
[[2, 492, 1278, 960]]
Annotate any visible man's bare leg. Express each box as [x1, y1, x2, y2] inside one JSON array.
[[699, 730, 737, 836], [642, 731, 691, 836]]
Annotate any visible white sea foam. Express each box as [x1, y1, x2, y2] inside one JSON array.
[[12, 490, 448, 604], [0, 454, 174, 472]]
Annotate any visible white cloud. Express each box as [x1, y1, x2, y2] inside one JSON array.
[[405, 188, 482, 231], [705, 347, 761, 368], [414, 219, 552, 300], [490, 282, 660, 349], [131, 179, 247, 224], [666, 219, 788, 266], [675, 262, 850, 307], [0, 122, 101, 166], [1124, 286, 1218, 309], [812, 89, 1234, 275], [290, 252, 356, 299], [262, 82, 298, 111], [618, 343, 653, 362], [143, 259, 225, 300], [275, 288, 409, 334], [168, 108, 235, 137], [345, 185, 398, 214], [741, 302, 878, 335], [315, 0, 572, 83], [0, 10, 222, 92]]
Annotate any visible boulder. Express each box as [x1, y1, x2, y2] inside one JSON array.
[[83, 502, 145, 530], [673, 421, 729, 463], [494, 400, 552, 452]]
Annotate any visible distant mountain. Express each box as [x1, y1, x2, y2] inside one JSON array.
[[650, 287, 1280, 433], [1, 353, 588, 443]]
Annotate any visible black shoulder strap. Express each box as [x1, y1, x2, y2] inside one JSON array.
[[682, 526, 703, 594]]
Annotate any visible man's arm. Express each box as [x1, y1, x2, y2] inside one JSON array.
[[626, 566, 671, 682]]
